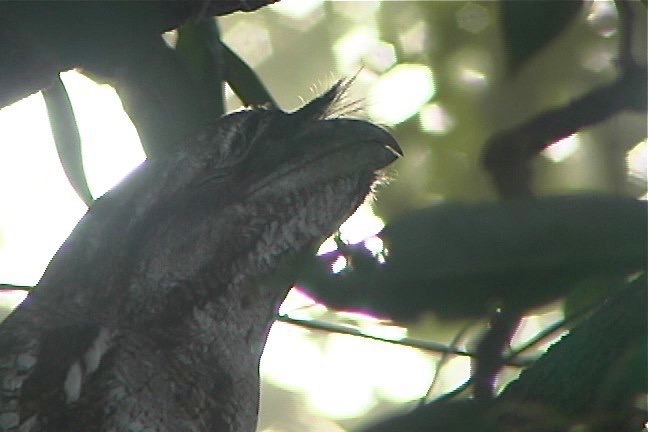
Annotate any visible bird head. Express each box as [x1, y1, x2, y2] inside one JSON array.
[[37, 82, 401, 320]]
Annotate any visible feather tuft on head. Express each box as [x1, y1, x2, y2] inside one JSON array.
[[292, 75, 365, 122]]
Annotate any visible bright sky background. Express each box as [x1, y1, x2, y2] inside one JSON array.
[[0, 72, 145, 287]]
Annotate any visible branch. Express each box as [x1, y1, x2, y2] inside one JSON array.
[[277, 314, 536, 368], [360, 276, 647, 432], [0, 284, 31, 292], [482, 0, 647, 199], [0, 1, 277, 108]]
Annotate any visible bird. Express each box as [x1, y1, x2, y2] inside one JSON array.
[[0, 82, 401, 432]]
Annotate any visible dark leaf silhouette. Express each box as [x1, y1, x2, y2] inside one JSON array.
[[500, 0, 584, 73], [176, 19, 225, 118], [42, 75, 94, 207], [222, 42, 277, 108], [298, 195, 647, 320]]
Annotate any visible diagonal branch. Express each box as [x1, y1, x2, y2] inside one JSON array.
[[276, 314, 535, 367], [482, 69, 646, 198], [482, 0, 647, 199], [0, 1, 278, 108]]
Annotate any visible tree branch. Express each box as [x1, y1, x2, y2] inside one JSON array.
[[360, 276, 647, 432], [482, 0, 647, 199], [0, 1, 277, 108], [277, 314, 536, 368]]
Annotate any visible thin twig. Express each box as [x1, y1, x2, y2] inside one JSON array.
[[0, 284, 31, 291], [420, 320, 476, 405], [429, 298, 601, 403], [276, 314, 535, 367], [504, 296, 601, 361]]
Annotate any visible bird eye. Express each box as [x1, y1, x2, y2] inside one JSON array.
[[199, 107, 299, 185], [210, 111, 267, 168]]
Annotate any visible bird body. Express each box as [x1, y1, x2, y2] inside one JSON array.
[[0, 83, 400, 431]]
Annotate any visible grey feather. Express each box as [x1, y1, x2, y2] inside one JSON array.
[[0, 84, 400, 432]]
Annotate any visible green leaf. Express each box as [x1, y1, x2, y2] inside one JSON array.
[[562, 273, 622, 319], [42, 75, 94, 207], [499, 276, 646, 423], [597, 338, 648, 407], [222, 42, 277, 108], [176, 19, 225, 118], [500, 0, 584, 74], [298, 195, 647, 321]]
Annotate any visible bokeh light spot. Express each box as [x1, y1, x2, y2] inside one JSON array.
[[543, 134, 580, 163], [587, 0, 618, 38], [627, 140, 647, 182], [278, 288, 323, 317], [367, 64, 435, 125], [261, 322, 323, 392], [338, 203, 385, 245], [306, 334, 380, 418], [581, 46, 615, 73], [363, 41, 397, 73], [399, 21, 429, 56], [459, 68, 488, 90], [449, 48, 492, 92], [332, 1, 381, 23], [269, 0, 324, 20], [334, 26, 379, 74], [419, 102, 455, 135], [331, 255, 347, 274], [456, 2, 491, 34], [373, 345, 434, 402], [223, 20, 273, 67], [363, 236, 384, 256], [436, 356, 471, 395]]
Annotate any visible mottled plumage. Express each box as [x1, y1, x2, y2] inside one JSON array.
[[0, 83, 401, 432]]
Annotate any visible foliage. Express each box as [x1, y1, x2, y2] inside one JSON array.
[[0, 1, 646, 431]]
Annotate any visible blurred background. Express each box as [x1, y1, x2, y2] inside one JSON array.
[[0, 1, 645, 431]]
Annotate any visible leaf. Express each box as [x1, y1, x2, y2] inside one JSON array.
[[360, 399, 494, 432], [500, 0, 584, 74], [596, 338, 647, 408], [297, 195, 647, 321], [222, 42, 277, 108], [499, 275, 646, 426], [562, 273, 622, 319], [176, 19, 225, 118], [42, 75, 94, 207]]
